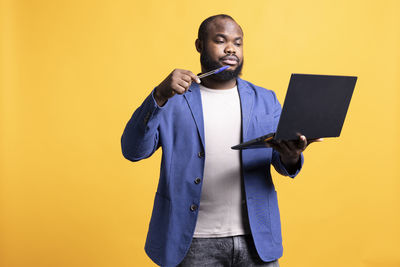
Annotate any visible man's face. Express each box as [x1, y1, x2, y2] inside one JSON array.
[[199, 18, 244, 81]]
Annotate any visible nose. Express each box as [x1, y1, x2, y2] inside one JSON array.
[[224, 42, 236, 54]]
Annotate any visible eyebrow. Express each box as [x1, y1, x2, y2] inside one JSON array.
[[214, 33, 242, 41]]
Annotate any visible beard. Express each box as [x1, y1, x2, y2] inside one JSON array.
[[200, 47, 243, 81]]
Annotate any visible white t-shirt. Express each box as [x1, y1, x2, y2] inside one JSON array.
[[193, 84, 250, 238]]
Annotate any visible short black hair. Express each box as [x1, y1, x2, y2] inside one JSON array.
[[197, 14, 241, 42]]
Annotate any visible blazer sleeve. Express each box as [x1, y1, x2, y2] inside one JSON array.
[[121, 88, 167, 162], [269, 90, 304, 178]]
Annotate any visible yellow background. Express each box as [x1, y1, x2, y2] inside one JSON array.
[[1, 0, 399, 266]]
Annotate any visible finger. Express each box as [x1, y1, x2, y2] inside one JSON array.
[[265, 140, 282, 151], [181, 74, 192, 84], [308, 138, 324, 144], [264, 139, 278, 148], [263, 143, 272, 148], [183, 70, 201, 84], [267, 143, 284, 154], [177, 79, 190, 91], [268, 140, 290, 155], [181, 75, 195, 93], [295, 135, 306, 150], [172, 83, 187, 95], [279, 141, 293, 155], [284, 140, 299, 152], [262, 139, 274, 148]]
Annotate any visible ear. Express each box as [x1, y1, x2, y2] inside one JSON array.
[[195, 39, 202, 53]]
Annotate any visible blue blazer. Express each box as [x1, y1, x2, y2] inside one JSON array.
[[121, 77, 303, 267]]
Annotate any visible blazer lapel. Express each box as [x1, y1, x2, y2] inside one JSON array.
[[184, 83, 205, 150], [237, 78, 254, 141], [183, 78, 254, 149]]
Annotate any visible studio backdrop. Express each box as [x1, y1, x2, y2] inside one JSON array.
[[1, 0, 399, 266]]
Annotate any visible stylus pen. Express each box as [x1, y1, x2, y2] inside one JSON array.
[[198, 65, 230, 79]]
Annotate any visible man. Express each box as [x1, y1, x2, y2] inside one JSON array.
[[121, 14, 320, 267]]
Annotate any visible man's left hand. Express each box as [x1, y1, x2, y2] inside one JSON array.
[[266, 135, 323, 171]]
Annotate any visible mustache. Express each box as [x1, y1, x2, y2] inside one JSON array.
[[220, 54, 239, 62]]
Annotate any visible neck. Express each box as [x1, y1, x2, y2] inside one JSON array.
[[200, 77, 237, 89]]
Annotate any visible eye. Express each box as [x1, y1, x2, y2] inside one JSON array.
[[235, 42, 242, 46]]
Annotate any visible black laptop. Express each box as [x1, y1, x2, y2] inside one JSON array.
[[231, 73, 357, 150]]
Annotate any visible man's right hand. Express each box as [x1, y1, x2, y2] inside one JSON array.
[[154, 69, 201, 107]]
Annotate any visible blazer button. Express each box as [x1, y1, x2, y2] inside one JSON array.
[[190, 204, 198, 211], [194, 177, 201, 184], [198, 151, 204, 158]]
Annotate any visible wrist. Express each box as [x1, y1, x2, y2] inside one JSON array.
[[280, 154, 300, 166], [280, 154, 301, 175], [154, 87, 168, 106]]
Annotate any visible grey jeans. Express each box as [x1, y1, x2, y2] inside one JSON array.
[[176, 234, 280, 267]]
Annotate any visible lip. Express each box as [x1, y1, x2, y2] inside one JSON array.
[[220, 56, 239, 66], [221, 59, 238, 65]]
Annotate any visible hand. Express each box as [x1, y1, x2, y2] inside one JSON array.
[[266, 135, 323, 169], [154, 69, 201, 106]]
